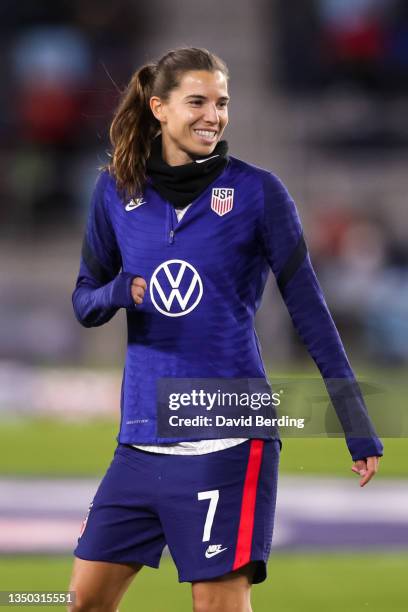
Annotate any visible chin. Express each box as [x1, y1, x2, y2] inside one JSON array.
[[195, 140, 218, 152], [184, 141, 216, 160]]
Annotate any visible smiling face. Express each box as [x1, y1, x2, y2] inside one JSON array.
[[150, 70, 229, 166]]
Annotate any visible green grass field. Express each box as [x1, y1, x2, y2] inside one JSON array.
[[0, 553, 407, 611], [0, 365, 406, 610], [0, 416, 406, 477], [1, 364, 406, 477]]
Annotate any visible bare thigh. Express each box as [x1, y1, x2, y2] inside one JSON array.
[[67, 557, 143, 612], [191, 562, 256, 612]]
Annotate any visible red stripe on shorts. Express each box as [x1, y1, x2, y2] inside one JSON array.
[[232, 439, 264, 570]]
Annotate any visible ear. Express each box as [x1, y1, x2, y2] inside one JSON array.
[[150, 96, 167, 124]]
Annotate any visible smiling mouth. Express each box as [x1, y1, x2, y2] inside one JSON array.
[[194, 129, 218, 141]]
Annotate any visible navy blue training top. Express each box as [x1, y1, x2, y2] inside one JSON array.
[[72, 156, 383, 461]]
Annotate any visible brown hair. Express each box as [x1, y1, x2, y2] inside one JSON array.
[[107, 47, 229, 198]]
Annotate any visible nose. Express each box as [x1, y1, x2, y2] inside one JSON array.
[[203, 102, 219, 125]]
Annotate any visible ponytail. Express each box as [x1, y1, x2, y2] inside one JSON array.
[[108, 63, 159, 198]]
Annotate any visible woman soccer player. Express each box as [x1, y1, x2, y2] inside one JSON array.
[[69, 47, 383, 611]]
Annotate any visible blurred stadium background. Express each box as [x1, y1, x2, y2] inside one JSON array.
[[1, 0, 407, 610]]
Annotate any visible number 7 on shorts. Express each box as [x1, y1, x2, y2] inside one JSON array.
[[197, 489, 219, 542]]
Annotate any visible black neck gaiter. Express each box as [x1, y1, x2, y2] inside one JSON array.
[[146, 134, 229, 208]]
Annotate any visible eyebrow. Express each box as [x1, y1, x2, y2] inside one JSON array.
[[184, 94, 230, 102]]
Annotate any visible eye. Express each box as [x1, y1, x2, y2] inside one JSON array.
[[189, 100, 203, 106]]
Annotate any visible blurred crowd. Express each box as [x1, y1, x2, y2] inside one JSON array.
[[275, 0, 408, 94], [309, 205, 408, 364], [1, 0, 408, 366], [0, 0, 151, 230]]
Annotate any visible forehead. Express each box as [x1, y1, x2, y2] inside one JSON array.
[[174, 70, 229, 98]]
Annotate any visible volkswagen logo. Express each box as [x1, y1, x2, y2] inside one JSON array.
[[150, 259, 203, 317]]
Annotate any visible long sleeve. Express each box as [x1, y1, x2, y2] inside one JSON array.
[[261, 172, 383, 461], [72, 171, 137, 328]]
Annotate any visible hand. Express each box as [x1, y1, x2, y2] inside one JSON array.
[[351, 456, 380, 487], [131, 276, 147, 305]]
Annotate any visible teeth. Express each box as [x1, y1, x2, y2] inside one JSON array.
[[195, 130, 216, 138]]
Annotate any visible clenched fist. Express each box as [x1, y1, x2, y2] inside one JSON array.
[[131, 276, 147, 305]]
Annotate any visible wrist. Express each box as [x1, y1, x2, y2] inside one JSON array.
[[111, 272, 139, 309]]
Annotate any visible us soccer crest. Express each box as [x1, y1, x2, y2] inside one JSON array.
[[211, 188, 234, 216]]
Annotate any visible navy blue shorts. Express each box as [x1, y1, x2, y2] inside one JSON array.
[[74, 439, 280, 583]]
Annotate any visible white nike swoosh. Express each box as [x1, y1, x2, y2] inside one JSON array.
[[205, 547, 228, 558], [125, 199, 146, 211], [195, 155, 219, 164]]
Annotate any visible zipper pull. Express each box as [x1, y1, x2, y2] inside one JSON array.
[[169, 230, 175, 244]]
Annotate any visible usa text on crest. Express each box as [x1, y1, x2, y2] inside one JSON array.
[[211, 188, 234, 216]]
